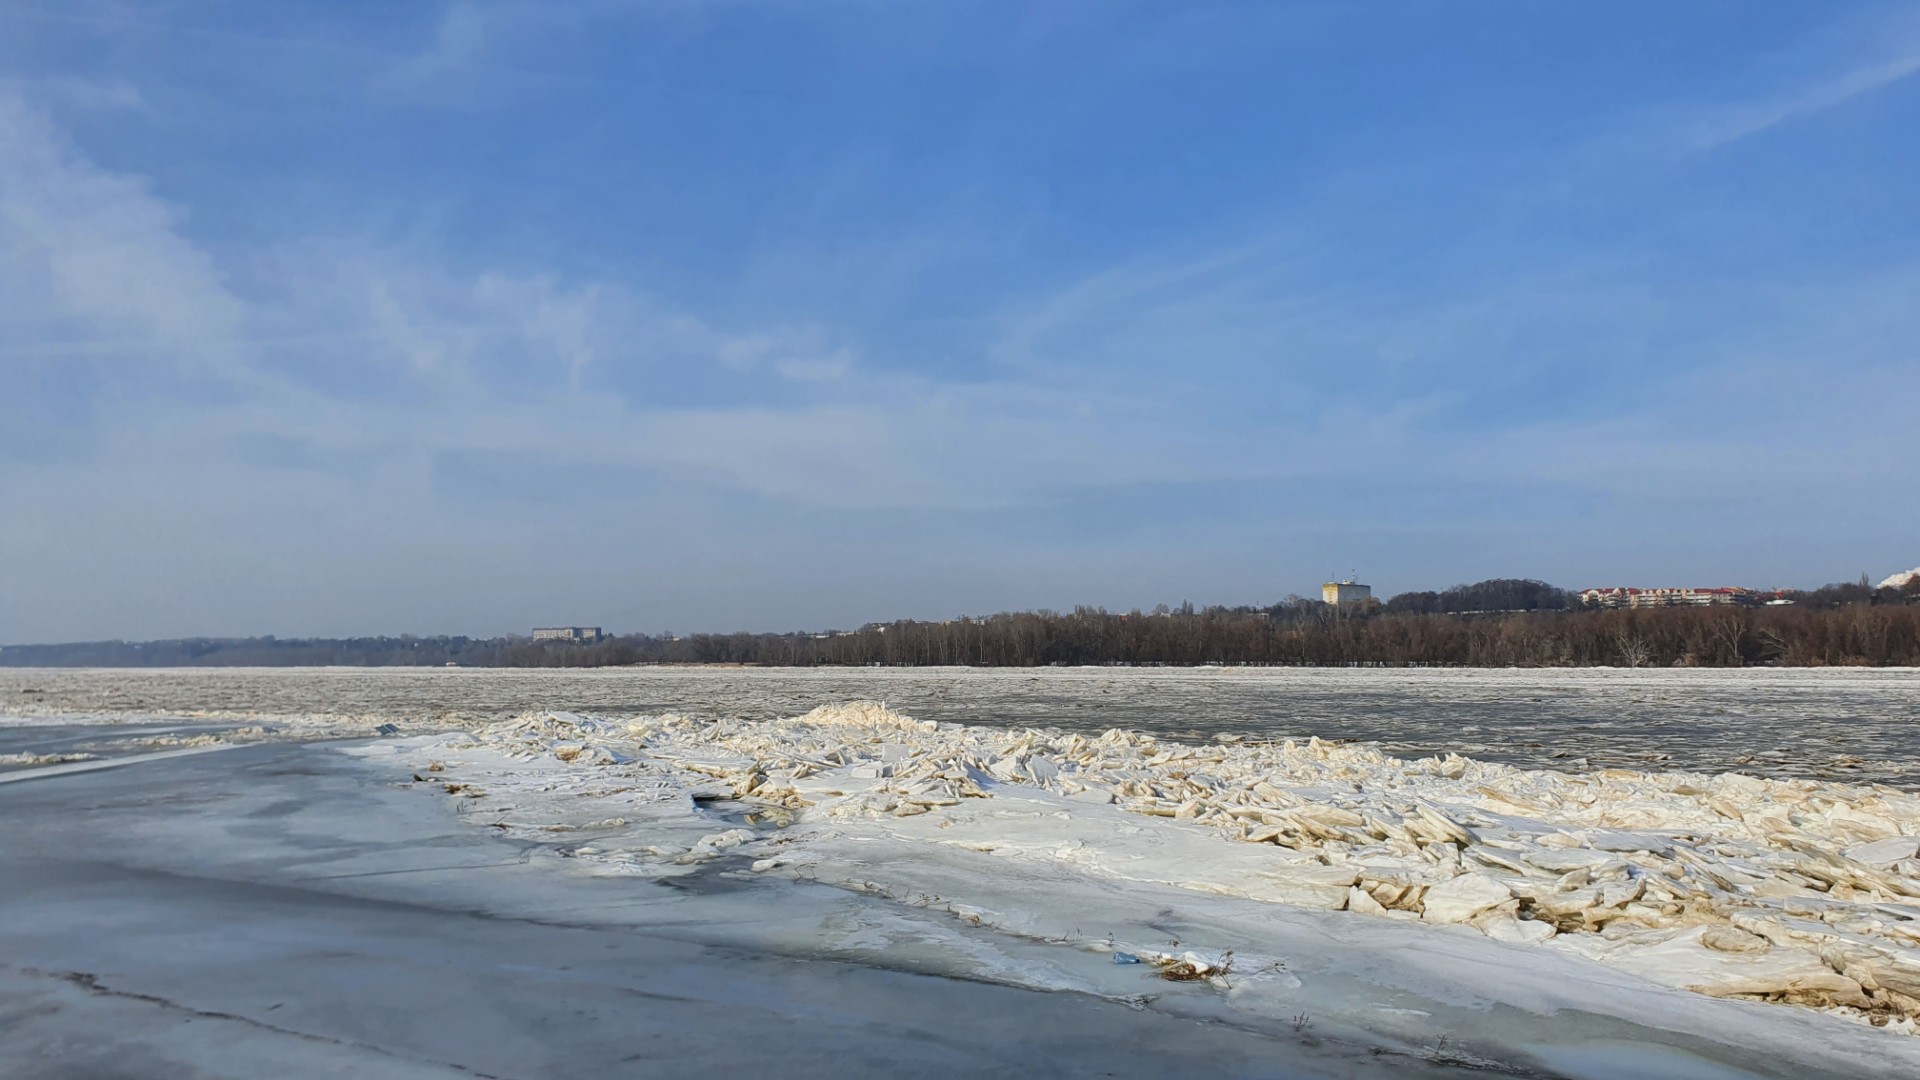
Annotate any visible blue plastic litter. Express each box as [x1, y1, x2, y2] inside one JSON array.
[[1111, 951, 1141, 965]]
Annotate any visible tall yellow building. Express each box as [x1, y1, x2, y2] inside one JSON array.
[[1322, 579, 1372, 606]]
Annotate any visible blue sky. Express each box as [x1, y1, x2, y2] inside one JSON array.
[[2, 1, 1917, 641]]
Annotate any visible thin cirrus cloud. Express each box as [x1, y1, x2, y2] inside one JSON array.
[[0, 1, 1916, 642], [1676, 9, 1920, 154]]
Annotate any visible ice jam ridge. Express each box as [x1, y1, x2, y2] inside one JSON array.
[[385, 702, 1920, 1033]]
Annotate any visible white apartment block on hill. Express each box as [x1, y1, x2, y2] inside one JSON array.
[[1579, 587, 1756, 609]]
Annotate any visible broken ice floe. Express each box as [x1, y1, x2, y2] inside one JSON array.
[[401, 701, 1920, 1033], [0, 752, 98, 767]]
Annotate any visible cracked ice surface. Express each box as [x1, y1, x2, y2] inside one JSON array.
[[337, 700, 1920, 1067]]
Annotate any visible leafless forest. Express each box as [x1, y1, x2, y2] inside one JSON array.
[[6, 579, 1917, 668]]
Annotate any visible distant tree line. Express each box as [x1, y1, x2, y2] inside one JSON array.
[[1381, 578, 1572, 615], [0, 635, 500, 668], [6, 577, 1917, 669]]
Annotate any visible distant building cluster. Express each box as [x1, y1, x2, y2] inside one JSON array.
[[1322, 578, 1373, 607], [1578, 587, 1766, 609], [532, 626, 606, 642]]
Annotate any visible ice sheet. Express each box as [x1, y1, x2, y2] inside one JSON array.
[[7, 665, 1920, 783]]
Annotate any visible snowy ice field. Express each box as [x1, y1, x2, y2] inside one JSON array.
[[6, 666, 1920, 1078]]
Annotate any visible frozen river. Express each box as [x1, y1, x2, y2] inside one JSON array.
[[5, 665, 1919, 786], [6, 726, 1910, 1078], [8, 666, 1920, 1077]]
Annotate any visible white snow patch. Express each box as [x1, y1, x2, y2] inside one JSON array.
[[350, 702, 1920, 1042]]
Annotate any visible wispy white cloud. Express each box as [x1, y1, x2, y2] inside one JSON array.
[[715, 327, 857, 382], [0, 85, 1194, 531], [2, 75, 148, 113], [382, 0, 498, 93], [0, 92, 243, 372], [374, 0, 716, 102], [987, 241, 1278, 374], [1685, 49, 1920, 153], [1669, 7, 1920, 153]]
